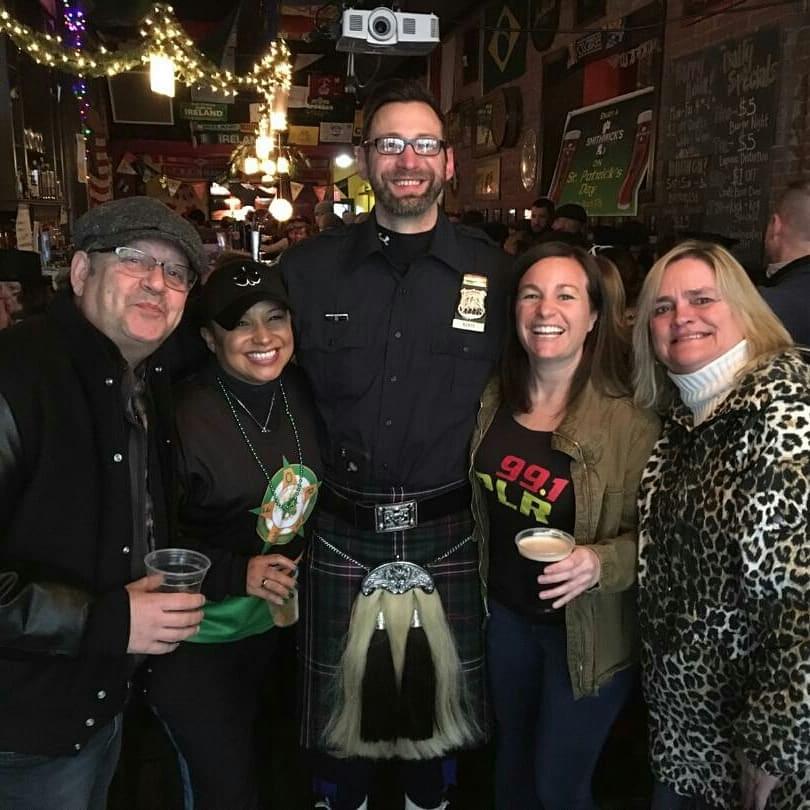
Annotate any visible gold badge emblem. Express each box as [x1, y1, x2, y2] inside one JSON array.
[[452, 274, 488, 332]]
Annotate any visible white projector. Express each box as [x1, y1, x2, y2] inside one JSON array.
[[337, 7, 440, 56]]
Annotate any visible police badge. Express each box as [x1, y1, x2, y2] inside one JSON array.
[[452, 274, 488, 332]]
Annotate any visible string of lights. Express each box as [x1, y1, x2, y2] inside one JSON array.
[[61, 1, 90, 137], [0, 3, 291, 103]]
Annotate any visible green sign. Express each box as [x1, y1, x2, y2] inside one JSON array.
[[178, 102, 228, 122], [548, 87, 654, 217]]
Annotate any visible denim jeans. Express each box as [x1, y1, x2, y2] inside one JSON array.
[[0, 713, 122, 810], [487, 600, 635, 810]]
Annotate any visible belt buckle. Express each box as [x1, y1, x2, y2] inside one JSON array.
[[374, 500, 418, 533]]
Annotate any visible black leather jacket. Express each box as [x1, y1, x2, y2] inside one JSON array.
[[0, 293, 176, 755]]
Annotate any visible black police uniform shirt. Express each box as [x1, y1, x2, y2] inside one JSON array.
[[280, 210, 511, 491]]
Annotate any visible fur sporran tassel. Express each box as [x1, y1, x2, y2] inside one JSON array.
[[325, 562, 480, 759], [398, 604, 436, 740], [360, 610, 398, 741]]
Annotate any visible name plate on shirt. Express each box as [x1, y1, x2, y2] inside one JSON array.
[[452, 274, 488, 333]]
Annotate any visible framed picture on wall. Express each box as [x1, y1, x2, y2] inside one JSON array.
[[473, 100, 496, 156], [474, 157, 500, 200], [575, 0, 606, 24]]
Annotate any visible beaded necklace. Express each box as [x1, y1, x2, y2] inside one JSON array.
[[217, 377, 304, 518]]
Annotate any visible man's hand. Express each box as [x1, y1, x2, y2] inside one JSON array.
[[739, 751, 780, 810], [126, 575, 205, 654], [245, 554, 298, 606]]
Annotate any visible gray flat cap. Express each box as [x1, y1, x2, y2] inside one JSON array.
[[73, 197, 207, 278]]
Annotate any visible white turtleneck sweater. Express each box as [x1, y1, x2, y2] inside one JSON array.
[[667, 340, 750, 426]]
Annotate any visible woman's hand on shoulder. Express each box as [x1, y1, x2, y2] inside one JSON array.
[[245, 554, 298, 605], [537, 547, 601, 609]]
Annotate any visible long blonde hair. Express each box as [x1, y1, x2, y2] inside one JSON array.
[[632, 241, 792, 409]]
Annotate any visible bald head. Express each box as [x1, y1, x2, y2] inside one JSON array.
[[766, 180, 810, 263]]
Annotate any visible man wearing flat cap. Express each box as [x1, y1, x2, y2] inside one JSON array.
[[0, 196, 207, 810]]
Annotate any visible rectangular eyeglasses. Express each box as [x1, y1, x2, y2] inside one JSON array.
[[362, 136, 446, 156], [90, 246, 197, 292]]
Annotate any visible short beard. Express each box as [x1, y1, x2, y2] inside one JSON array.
[[372, 175, 444, 219]]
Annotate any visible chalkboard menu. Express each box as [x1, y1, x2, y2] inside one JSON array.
[[659, 27, 780, 268]]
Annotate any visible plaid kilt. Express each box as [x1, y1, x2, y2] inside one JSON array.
[[298, 504, 488, 753]]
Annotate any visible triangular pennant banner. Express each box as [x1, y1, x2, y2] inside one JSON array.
[[290, 181, 304, 201]]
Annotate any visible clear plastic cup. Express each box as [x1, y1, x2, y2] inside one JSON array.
[[144, 548, 211, 593]]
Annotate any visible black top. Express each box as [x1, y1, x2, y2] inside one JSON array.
[[280, 210, 512, 490], [474, 407, 575, 621], [173, 360, 323, 601]]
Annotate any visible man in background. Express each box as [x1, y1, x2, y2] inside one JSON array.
[[760, 179, 810, 346]]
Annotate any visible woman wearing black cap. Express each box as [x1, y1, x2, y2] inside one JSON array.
[[147, 258, 322, 810]]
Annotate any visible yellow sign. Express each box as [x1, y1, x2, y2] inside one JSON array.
[[289, 125, 320, 146]]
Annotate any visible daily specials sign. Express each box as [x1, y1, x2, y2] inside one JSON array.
[[547, 87, 654, 217]]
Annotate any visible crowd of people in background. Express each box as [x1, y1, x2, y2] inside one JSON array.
[[0, 78, 807, 810]]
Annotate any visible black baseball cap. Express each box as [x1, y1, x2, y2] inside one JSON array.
[[200, 259, 289, 330]]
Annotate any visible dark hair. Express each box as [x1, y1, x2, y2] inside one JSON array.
[[500, 242, 631, 415], [361, 79, 445, 141], [595, 246, 644, 307], [531, 197, 555, 216]]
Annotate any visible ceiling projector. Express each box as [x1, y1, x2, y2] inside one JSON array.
[[337, 7, 440, 56]]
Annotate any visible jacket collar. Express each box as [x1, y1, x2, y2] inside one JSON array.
[[669, 350, 807, 429], [353, 208, 466, 275], [763, 253, 810, 286]]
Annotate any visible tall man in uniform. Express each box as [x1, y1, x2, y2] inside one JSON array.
[[281, 80, 511, 810], [0, 197, 206, 810], [760, 179, 810, 346]]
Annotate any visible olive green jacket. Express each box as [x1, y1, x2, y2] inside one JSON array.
[[470, 378, 660, 698]]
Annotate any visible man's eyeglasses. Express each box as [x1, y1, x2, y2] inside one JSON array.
[[362, 136, 447, 157], [91, 246, 197, 292]]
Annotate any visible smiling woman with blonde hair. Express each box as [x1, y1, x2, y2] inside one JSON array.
[[632, 240, 810, 810]]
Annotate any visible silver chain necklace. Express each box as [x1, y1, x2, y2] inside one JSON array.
[[222, 387, 276, 433], [217, 377, 305, 517]]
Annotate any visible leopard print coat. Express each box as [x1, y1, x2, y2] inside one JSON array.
[[637, 351, 810, 809]]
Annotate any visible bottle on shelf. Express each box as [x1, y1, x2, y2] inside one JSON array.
[[29, 161, 40, 199]]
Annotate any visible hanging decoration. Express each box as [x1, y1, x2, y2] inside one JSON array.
[[0, 3, 291, 101], [61, 1, 91, 136]]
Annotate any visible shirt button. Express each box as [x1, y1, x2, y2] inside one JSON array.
[[389, 375, 397, 383], [165, 439, 171, 445], [97, 690, 107, 700], [400, 288, 407, 295], [74, 743, 82, 751], [393, 330, 402, 339], [462, 345, 470, 353], [154, 366, 163, 373], [113, 453, 123, 463], [384, 419, 392, 427], [85, 718, 95, 727], [122, 546, 131, 555], [104, 378, 114, 387]]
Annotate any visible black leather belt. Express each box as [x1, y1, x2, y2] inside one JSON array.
[[319, 484, 473, 533]]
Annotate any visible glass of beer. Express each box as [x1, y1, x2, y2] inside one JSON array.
[[547, 129, 582, 202], [515, 528, 575, 613], [617, 110, 653, 210]]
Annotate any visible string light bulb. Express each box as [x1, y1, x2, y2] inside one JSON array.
[[149, 53, 175, 97], [243, 156, 259, 175], [261, 158, 277, 176], [269, 197, 292, 222], [276, 155, 290, 175]]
